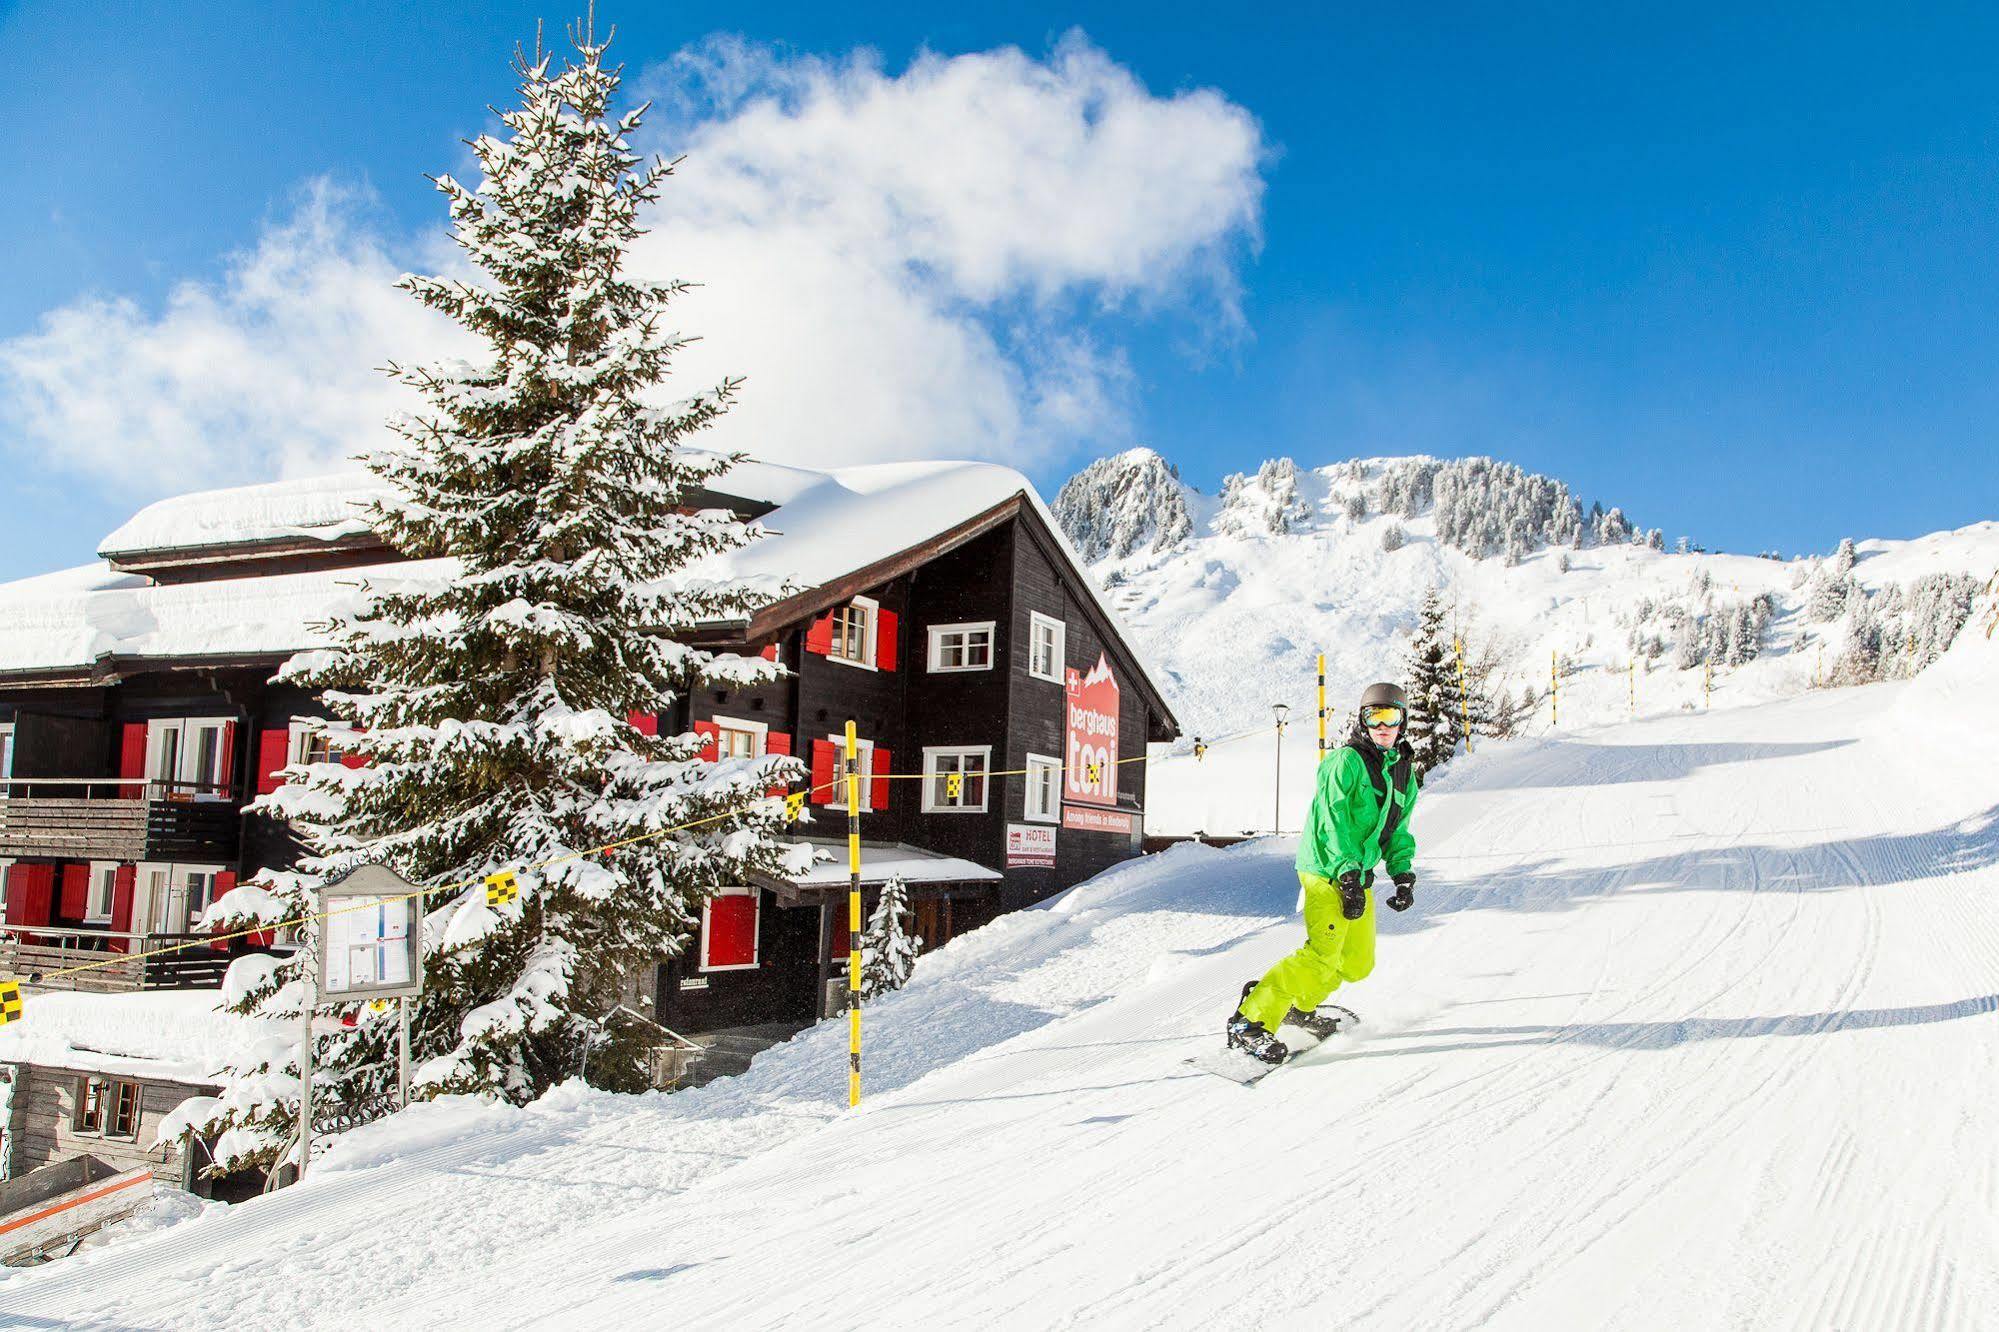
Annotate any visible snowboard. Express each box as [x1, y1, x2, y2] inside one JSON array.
[[1185, 1005, 1359, 1087]]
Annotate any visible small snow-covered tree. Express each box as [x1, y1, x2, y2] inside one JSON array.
[[189, 26, 802, 1176], [1380, 522, 1406, 553], [860, 877, 922, 999], [1402, 589, 1459, 776]]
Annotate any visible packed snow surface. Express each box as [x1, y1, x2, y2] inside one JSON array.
[[8, 614, 1997, 1327]]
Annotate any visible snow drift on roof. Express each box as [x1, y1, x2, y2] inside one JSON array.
[[0, 454, 1172, 713], [0, 989, 282, 1084], [98, 473, 398, 557]]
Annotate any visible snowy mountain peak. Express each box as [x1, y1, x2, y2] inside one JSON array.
[[1049, 448, 1997, 740], [1051, 447, 1196, 561]]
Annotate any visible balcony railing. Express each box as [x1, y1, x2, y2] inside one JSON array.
[[0, 923, 279, 993], [0, 777, 241, 863]]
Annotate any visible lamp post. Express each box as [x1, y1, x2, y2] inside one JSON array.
[[1272, 702, 1291, 834]]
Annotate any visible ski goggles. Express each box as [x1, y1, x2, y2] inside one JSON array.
[[1361, 705, 1406, 729]]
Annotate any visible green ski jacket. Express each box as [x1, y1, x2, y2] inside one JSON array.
[[1295, 740, 1419, 883]]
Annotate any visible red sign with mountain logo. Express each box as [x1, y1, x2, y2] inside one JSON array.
[[1064, 653, 1121, 808]]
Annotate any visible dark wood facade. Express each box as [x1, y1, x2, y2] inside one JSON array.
[[1, 486, 1178, 1040]]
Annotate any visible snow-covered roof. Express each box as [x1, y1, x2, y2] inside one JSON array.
[[0, 990, 280, 1085], [787, 840, 1003, 888], [0, 456, 1174, 719], [98, 473, 399, 557]]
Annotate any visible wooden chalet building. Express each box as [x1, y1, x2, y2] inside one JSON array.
[[0, 459, 1178, 1036]]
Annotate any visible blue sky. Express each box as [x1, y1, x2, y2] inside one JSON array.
[[2, 2, 1995, 580]]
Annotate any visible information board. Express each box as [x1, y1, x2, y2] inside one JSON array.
[[317, 863, 424, 1001]]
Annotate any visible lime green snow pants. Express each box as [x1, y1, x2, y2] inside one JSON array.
[[1237, 873, 1375, 1032]]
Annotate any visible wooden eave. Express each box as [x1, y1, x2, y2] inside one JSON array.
[[100, 531, 395, 579]]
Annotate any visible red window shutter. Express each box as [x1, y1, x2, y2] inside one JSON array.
[[209, 871, 239, 951], [6, 864, 54, 941], [704, 893, 759, 968], [759, 643, 778, 662], [871, 746, 892, 811], [218, 721, 237, 797], [810, 739, 836, 805], [805, 614, 834, 656], [764, 731, 793, 798], [693, 721, 720, 763], [119, 723, 147, 799], [256, 726, 291, 795], [627, 711, 658, 736], [58, 863, 89, 918], [876, 609, 899, 672], [340, 749, 369, 769], [109, 865, 137, 951]]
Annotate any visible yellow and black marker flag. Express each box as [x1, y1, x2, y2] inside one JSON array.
[[0, 980, 22, 1026], [945, 771, 963, 800], [785, 791, 808, 822], [485, 869, 522, 908]]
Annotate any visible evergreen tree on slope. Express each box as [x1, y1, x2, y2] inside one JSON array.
[[189, 27, 802, 1174], [860, 876, 922, 1000], [1403, 588, 1460, 776]]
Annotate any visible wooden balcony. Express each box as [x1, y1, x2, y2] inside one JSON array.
[[0, 778, 240, 864], [0, 925, 248, 994]]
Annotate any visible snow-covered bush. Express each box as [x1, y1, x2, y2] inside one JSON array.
[[860, 876, 922, 1000]]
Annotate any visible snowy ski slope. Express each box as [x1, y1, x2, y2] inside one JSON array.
[[7, 620, 1996, 1328]]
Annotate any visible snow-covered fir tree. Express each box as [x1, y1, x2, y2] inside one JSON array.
[[189, 26, 802, 1175], [1402, 589, 1460, 776], [860, 876, 922, 1000], [1216, 457, 1312, 537]]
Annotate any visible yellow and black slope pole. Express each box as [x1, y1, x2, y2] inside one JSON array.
[[1316, 653, 1327, 759], [845, 719, 863, 1108]]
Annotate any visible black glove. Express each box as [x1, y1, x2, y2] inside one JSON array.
[[1387, 872, 1416, 913], [1336, 870, 1367, 921]]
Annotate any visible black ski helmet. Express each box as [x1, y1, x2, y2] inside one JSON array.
[[1358, 681, 1408, 712]]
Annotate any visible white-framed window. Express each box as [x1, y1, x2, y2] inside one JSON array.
[[927, 622, 996, 673], [710, 715, 768, 759], [1029, 612, 1066, 683], [86, 860, 120, 922], [291, 724, 355, 769], [141, 862, 224, 935], [75, 1075, 141, 1139], [146, 717, 232, 801], [699, 887, 761, 971], [0, 722, 14, 780], [826, 736, 876, 812], [922, 746, 991, 813], [1024, 753, 1062, 823], [0, 857, 12, 917], [828, 595, 879, 669]]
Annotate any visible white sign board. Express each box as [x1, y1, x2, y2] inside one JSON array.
[[317, 864, 424, 1001], [1006, 823, 1058, 868]]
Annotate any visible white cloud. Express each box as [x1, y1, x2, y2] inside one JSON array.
[[0, 32, 1263, 497]]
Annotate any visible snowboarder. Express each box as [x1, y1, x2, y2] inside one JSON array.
[[1227, 681, 1420, 1064]]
